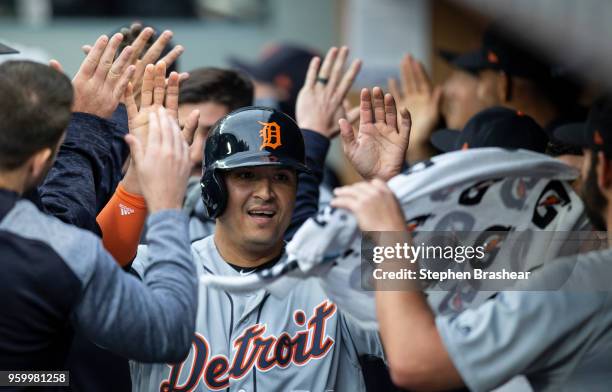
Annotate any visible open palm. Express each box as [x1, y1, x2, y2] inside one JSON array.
[[340, 87, 411, 181]]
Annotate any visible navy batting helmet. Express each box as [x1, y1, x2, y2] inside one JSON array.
[[200, 106, 310, 218]]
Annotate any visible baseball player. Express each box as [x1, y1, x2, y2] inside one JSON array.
[[110, 107, 383, 392], [331, 96, 612, 391]]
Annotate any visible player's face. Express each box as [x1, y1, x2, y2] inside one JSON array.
[[219, 166, 297, 251], [178, 102, 229, 177], [442, 70, 484, 130]]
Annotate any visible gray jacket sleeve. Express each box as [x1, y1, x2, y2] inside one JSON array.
[[71, 209, 198, 363]]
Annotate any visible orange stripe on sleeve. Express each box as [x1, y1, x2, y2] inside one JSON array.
[[97, 184, 147, 267]]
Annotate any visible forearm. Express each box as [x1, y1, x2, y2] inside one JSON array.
[[285, 129, 329, 240], [97, 183, 147, 266], [375, 289, 463, 390], [75, 210, 197, 363], [39, 112, 123, 233]]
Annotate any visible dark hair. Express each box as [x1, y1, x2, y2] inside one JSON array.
[[179, 67, 253, 111], [0, 61, 73, 170]]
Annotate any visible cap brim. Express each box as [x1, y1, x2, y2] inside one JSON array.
[[227, 56, 270, 82], [431, 129, 462, 152], [438, 49, 459, 63], [439, 48, 486, 73], [552, 122, 588, 148], [0, 42, 19, 55]]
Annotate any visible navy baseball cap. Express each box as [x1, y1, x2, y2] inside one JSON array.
[[431, 107, 548, 153], [228, 43, 317, 87], [0, 42, 18, 55], [553, 97, 612, 157], [439, 26, 552, 81]]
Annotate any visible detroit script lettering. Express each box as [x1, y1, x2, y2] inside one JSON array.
[[160, 300, 337, 391]]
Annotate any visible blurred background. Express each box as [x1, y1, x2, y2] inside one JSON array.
[[0, 0, 608, 182]]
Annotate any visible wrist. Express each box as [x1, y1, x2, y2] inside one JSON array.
[[120, 165, 142, 195]]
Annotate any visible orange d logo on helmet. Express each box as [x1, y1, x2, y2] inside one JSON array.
[[258, 121, 282, 150]]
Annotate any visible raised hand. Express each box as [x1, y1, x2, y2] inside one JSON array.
[[125, 61, 199, 146], [72, 33, 135, 118], [296, 46, 362, 138], [125, 108, 191, 212], [83, 24, 187, 106], [388, 54, 441, 162], [339, 87, 411, 181], [120, 61, 199, 195], [330, 179, 406, 232]]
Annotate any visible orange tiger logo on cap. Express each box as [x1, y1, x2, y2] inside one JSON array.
[[487, 51, 499, 64], [258, 121, 282, 150], [594, 129, 604, 145]]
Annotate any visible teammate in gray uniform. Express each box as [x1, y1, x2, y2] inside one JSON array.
[[130, 107, 383, 392], [332, 94, 612, 391]]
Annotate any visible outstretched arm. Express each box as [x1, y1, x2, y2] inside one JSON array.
[[39, 33, 135, 233], [331, 179, 464, 391], [287, 46, 362, 239]]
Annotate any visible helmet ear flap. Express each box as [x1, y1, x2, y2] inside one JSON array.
[[200, 169, 228, 219]]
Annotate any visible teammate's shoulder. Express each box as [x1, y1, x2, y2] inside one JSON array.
[[2, 199, 99, 249]]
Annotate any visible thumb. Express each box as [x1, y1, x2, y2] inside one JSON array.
[[181, 109, 200, 146], [399, 108, 412, 141], [125, 134, 144, 166], [339, 118, 356, 149]]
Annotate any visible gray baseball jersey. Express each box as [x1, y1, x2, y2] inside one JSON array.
[[130, 235, 383, 392], [436, 248, 612, 392]]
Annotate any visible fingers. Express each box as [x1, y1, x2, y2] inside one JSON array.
[[158, 107, 174, 153], [165, 71, 180, 119], [304, 56, 321, 89], [153, 61, 167, 106], [334, 59, 362, 104], [141, 30, 173, 67], [114, 65, 136, 101], [388, 77, 401, 100], [372, 87, 386, 124], [169, 112, 184, 161], [400, 54, 415, 95], [413, 58, 432, 94], [384, 93, 398, 131], [140, 64, 155, 108], [107, 44, 133, 83], [124, 82, 138, 122], [159, 45, 184, 69], [181, 109, 200, 146], [327, 46, 348, 90], [94, 33, 124, 81], [77, 35, 108, 79], [128, 26, 154, 64], [49, 59, 64, 73], [178, 72, 190, 83], [359, 88, 373, 125], [317, 47, 338, 83]]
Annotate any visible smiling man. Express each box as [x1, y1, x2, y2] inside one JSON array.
[[128, 107, 384, 392]]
